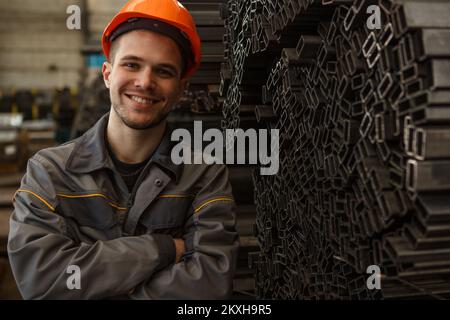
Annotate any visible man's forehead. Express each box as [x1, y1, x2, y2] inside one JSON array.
[[117, 29, 180, 50], [114, 29, 182, 61]]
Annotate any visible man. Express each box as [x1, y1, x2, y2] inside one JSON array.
[[8, 0, 239, 299]]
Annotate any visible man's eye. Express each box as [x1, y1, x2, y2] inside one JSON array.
[[123, 63, 138, 69], [158, 69, 174, 77]]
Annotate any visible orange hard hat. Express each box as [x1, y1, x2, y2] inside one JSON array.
[[102, 0, 201, 78]]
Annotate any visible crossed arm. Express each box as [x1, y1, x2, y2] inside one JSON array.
[[8, 157, 239, 299]]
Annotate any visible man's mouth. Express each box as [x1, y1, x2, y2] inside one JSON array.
[[125, 94, 161, 105]]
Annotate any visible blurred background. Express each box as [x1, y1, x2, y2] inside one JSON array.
[[0, 0, 257, 299]]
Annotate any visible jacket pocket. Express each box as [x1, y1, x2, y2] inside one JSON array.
[[58, 193, 121, 230], [138, 196, 193, 236]]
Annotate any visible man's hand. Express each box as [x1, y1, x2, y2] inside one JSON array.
[[173, 238, 185, 263]]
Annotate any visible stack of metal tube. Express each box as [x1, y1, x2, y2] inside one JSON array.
[[178, 0, 227, 113], [221, 0, 450, 299]]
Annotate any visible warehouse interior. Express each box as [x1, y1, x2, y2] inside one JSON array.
[[1, 0, 450, 300]]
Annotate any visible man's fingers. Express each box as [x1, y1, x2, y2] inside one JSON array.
[[173, 238, 186, 263]]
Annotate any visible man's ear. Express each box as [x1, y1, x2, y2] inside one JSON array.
[[102, 61, 112, 89]]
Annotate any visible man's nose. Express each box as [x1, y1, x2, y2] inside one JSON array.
[[134, 68, 156, 91]]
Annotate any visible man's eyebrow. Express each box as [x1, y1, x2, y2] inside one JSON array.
[[119, 55, 145, 62]]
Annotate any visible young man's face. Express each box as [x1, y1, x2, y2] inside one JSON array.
[[102, 29, 187, 130]]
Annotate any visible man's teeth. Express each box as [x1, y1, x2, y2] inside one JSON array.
[[130, 95, 156, 104]]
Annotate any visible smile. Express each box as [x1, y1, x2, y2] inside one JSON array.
[[126, 94, 160, 105]]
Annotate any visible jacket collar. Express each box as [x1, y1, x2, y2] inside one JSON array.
[[66, 113, 183, 183], [151, 123, 183, 183]]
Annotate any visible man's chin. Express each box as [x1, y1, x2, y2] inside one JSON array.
[[121, 114, 168, 130], [112, 104, 169, 130]]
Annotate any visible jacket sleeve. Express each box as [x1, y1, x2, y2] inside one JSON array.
[[7, 156, 176, 300], [129, 164, 240, 299]]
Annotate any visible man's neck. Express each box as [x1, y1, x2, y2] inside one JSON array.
[[106, 111, 166, 164]]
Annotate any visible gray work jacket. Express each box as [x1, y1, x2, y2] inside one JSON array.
[[8, 114, 239, 299]]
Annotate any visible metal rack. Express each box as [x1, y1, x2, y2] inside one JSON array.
[[220, 0, 450, 299]]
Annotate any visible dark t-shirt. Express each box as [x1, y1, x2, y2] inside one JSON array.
[[107, 143, 152, 193]]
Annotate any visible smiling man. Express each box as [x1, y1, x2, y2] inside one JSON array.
[[8, 0, 239, 299]]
